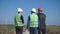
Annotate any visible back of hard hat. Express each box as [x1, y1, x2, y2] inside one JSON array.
[[38, 8, 43, 11], [31, 8, 36, 12], [17, 8, 23, 12]]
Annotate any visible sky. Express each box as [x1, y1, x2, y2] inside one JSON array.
[[0, 0, 60, 25]]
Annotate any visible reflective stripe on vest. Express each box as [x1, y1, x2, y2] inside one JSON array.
[[30, 13, 38, 27], [15, 14, 24, 26]]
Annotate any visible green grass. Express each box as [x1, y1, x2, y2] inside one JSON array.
[[0, 25, 60, 34], [46, 26, 60, 34], [7, 25, 15, 30]]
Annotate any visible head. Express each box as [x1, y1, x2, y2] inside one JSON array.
[[31, 11, 35, 14], [17, 8, 23, 14], [31, 8, 36, 14], [38, 8, 43, 13], [18, 11, 22, 14]]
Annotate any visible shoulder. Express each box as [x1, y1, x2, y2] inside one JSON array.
[[29, 14, 32, 16], [42, 13, 46, 17], [21, 15, 23, 18], [42, 13, 45, 15], [15, 14, 18, 17], [28, 15, 30, 17]]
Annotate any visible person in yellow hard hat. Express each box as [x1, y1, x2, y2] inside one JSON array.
[[27, 8, 38, 34], [14, 8, 24, 34]]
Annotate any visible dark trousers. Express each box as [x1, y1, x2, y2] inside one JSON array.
[[16, 26, 23, 34], [30, 27, 38, 34], [38, 27, 46, 34]]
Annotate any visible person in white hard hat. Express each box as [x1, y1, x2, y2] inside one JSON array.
[[27, 8, 38, 34], [14, 8, 24, 34]]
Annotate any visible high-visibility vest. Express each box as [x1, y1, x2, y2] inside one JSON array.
[[15, 14, 24, 26], [30, 13, 38, 27]]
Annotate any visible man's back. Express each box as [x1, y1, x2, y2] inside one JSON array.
[[37, 13, 46, 29]]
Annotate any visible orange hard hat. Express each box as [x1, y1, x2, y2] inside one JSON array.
[[38, 8, 43, 11]]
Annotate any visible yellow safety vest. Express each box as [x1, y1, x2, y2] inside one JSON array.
[[30, 13, 38, 27], [15, 14, 24, 26]]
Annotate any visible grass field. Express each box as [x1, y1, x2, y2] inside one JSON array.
[[0, 25, 60, 34], [46, 26, 60, 34], [0, 25, 15, 34]]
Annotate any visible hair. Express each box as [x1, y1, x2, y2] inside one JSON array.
[[31, 11, 35, 13]]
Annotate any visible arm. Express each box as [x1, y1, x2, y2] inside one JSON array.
[[27, 16, 30, 30], [44, 14, 46, 25], [21, 15, 24, 24], [37, 13, 40, 29]]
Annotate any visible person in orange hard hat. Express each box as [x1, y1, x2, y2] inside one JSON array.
[[37, 8, 46, 34]]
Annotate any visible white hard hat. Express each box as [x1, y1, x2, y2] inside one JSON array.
[[17, 8, 23, 12], [31, 8, 36, 12]]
